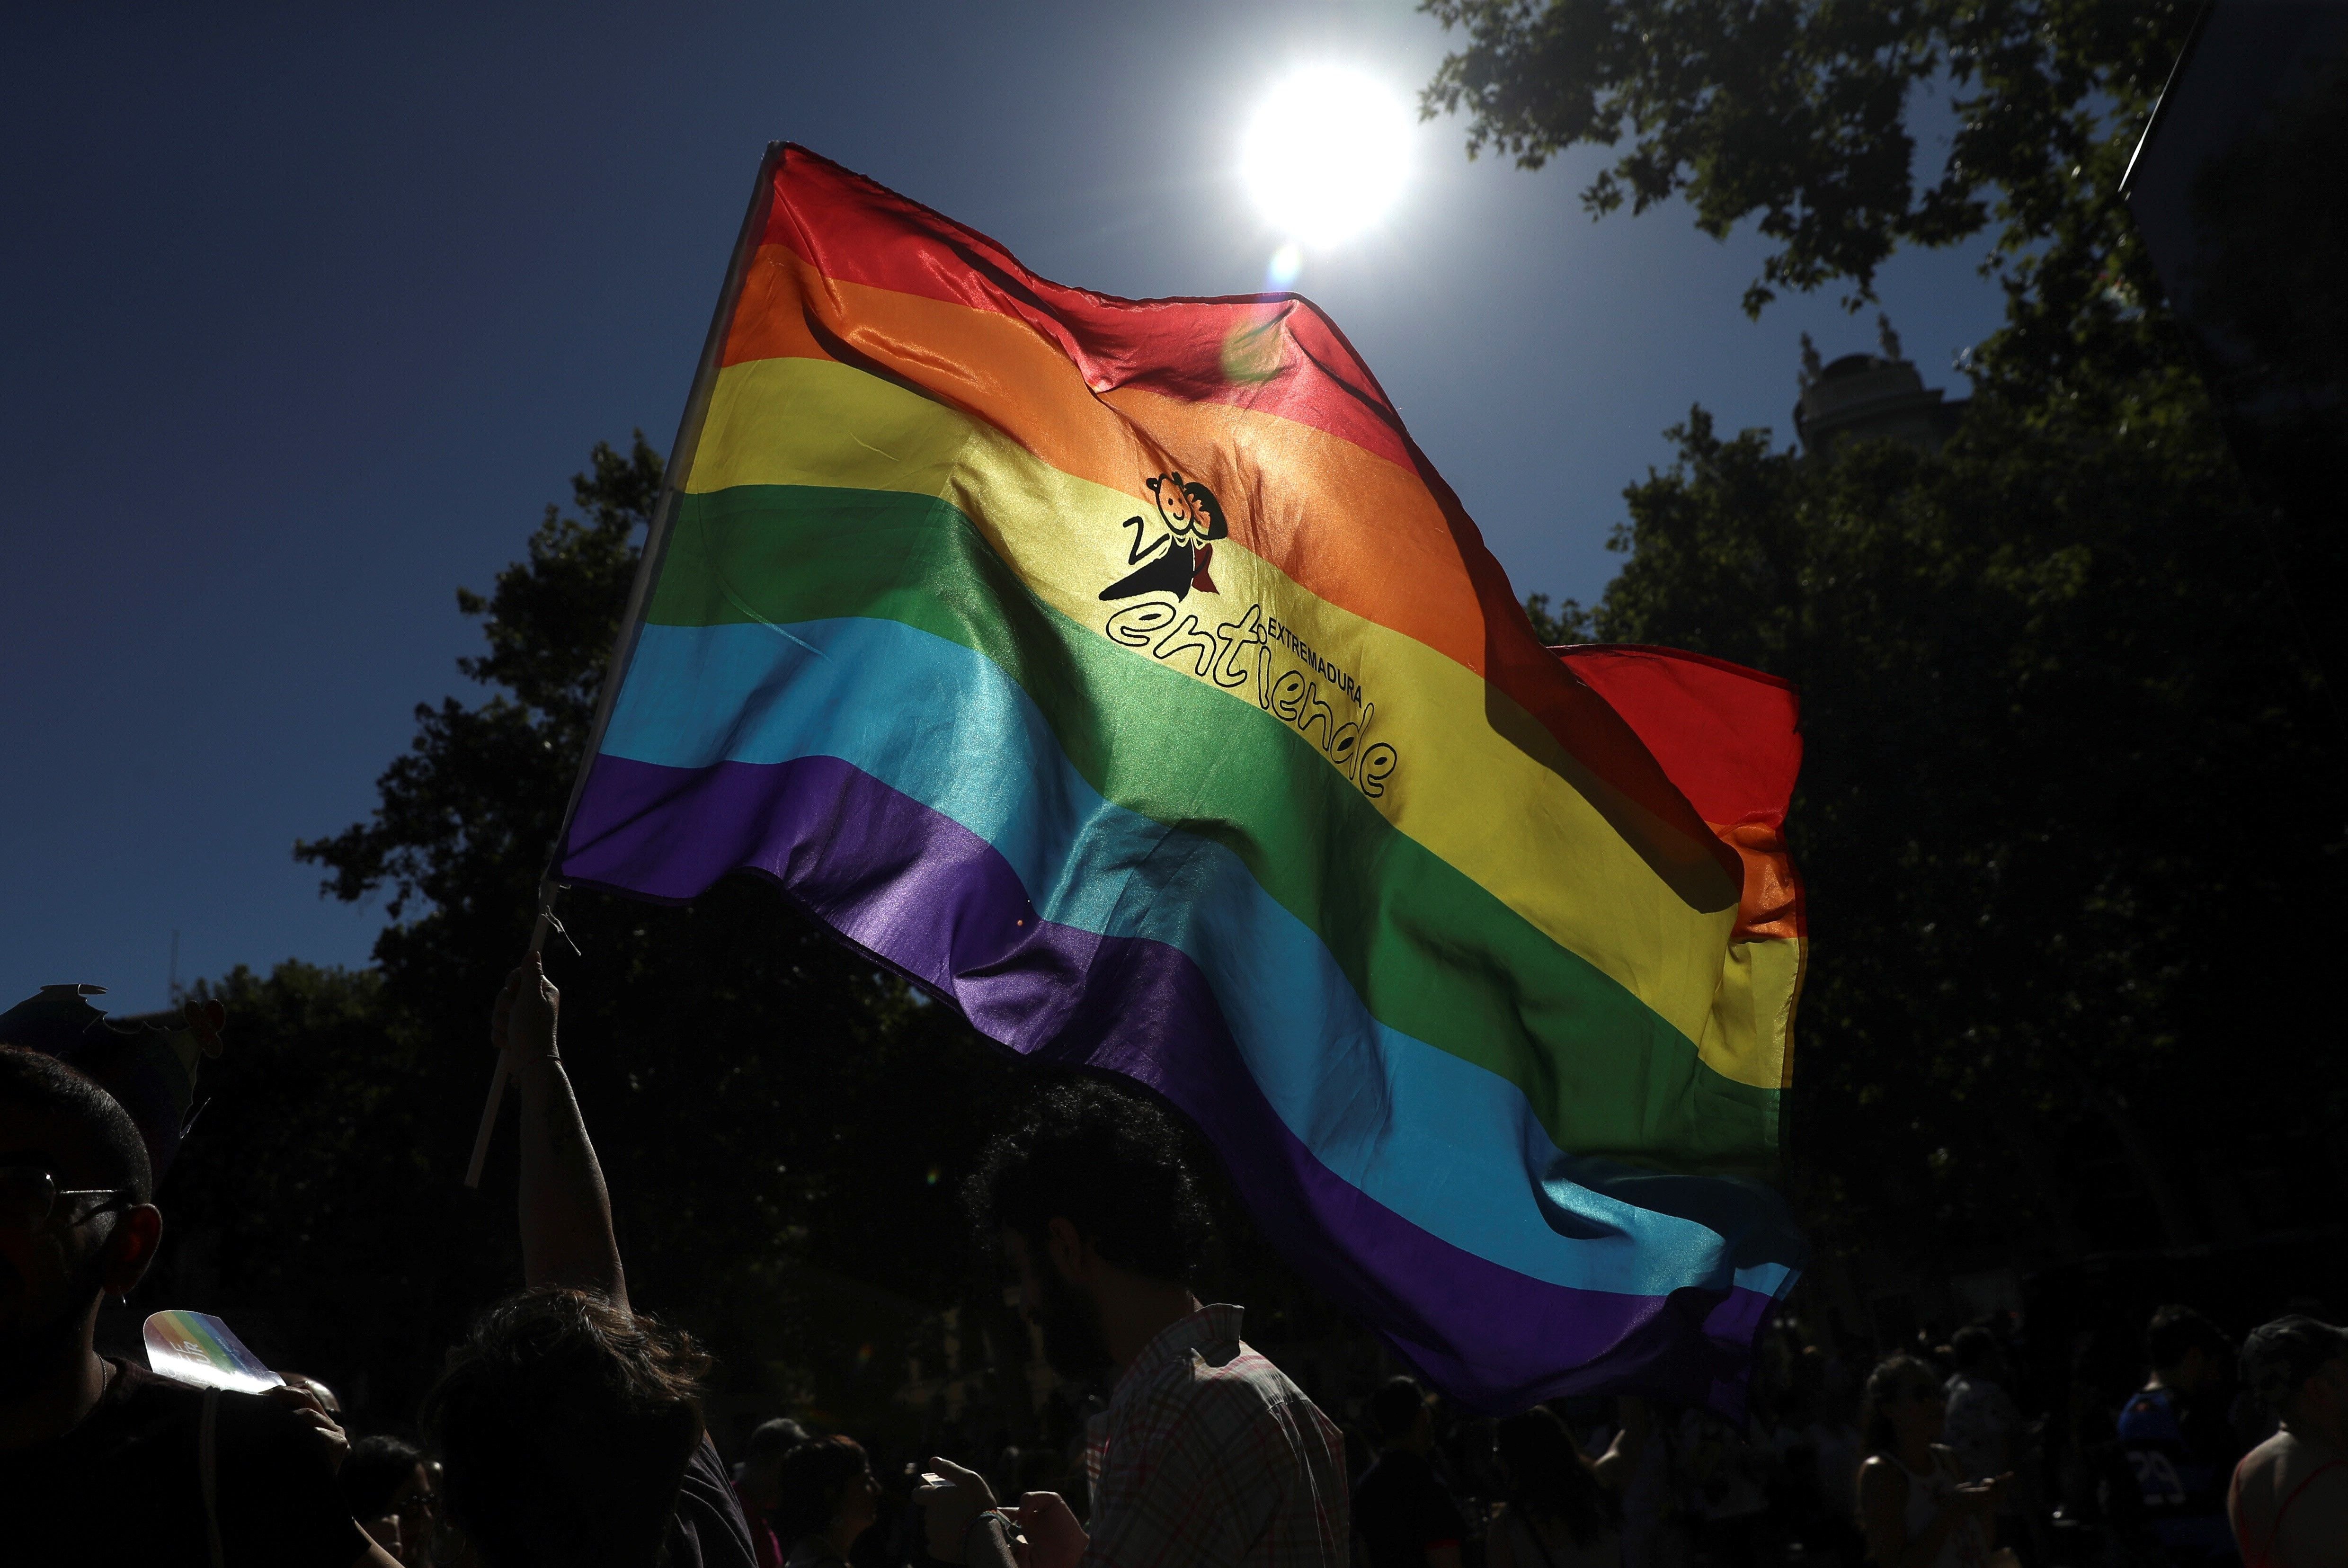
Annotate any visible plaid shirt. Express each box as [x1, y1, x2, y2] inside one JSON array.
[[1080, 1304, 1348, 1568]]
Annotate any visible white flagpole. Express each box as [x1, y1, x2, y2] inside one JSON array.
[[460, 143, 783, 1189]]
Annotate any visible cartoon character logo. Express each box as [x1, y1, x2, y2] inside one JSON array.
[[1099, 471, 1228, 602]]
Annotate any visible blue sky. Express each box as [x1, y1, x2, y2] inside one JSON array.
[[1, 2, 2008, 1012]]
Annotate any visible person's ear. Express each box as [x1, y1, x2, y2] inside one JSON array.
[[100, 1204, 163, 1296], [1045, 1216, 1088, 1282], [2316, 1358, 2348, 1413]]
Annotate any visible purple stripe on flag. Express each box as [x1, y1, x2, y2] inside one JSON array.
[[563, 751, 1775, 1412]]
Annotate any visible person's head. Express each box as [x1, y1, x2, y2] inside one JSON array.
[[1369, 1375, 1432, 1452], [420, 1287, 710, 1568], [772, 1435, 878, 1549], [1948, 1325, 2002, 1378], [1146, 471, 1201, 541], [2145, 1304, 2232, 1398], [0, 1046, 162, 1398], [962, 1078, 1212, 1380], [1494, 1406, 1609, 1547], [736, 1417, 811, 1508], [2241, 1317, 2348, 1432], [342, 1434, 436, 1568], [1862, 1354, 1946, 1453]]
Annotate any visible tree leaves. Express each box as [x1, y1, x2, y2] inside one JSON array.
[[1421, 0, 2196, 319]]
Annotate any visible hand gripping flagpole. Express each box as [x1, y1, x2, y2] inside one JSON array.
[[459, 143, 783, 1189], [463, 881, 560, 1189]]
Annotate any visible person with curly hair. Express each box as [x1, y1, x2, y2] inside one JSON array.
[[420, 955, 757, 1568], [916, 1077, 1348, 1568]]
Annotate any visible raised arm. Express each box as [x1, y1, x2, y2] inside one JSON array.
[[493, 955, 628, 1310], [1589, 1396, 1650, 1489]]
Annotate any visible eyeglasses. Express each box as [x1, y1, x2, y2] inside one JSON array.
[[0, 1167, 129, 1231]]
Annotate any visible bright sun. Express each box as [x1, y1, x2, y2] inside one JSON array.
[[1240, 66, 1413, 248]]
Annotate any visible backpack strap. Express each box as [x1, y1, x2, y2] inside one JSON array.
[[200, 1388, 225, 1568], [2251, 1458, 2348, 1568], [1518, 1511, 1561, 1568]]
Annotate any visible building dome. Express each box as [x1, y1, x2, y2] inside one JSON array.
[[1795, 345, 1966, 455]]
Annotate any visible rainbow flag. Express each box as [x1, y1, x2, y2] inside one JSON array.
[[557, 145, 1806, 1412]]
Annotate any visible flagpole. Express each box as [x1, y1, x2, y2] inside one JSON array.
[[462, 143, 786, 1189], [463, 881, 559, 1189]]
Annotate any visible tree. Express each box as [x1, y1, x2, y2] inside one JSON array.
[[1419, 0, 2197, 389], [128, 962, 448, 1411], [1572, 381, 2343, 1280], [1522, 591, 1593, 646]]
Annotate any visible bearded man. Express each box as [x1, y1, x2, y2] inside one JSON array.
[[916, 1078, 1347, 1568]]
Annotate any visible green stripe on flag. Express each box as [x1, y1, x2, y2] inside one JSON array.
[[647, 483, 1781, 1173]]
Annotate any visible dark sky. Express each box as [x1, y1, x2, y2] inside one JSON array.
[[3, 2, 2006, 1012]]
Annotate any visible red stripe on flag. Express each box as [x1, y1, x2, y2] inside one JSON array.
[[1559, 645, 1805, 942], [764, 143, 1419, 471]]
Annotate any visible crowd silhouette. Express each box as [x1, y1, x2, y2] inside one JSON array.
[[1, 968, 2341, 1568]]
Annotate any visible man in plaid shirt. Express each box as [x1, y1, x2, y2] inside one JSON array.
[[918, 1081, 1349, 1568]]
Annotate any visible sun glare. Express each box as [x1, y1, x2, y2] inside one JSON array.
[[1240, 66, 1412, 248]]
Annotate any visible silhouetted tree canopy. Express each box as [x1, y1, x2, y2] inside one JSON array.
[[1421, 0, 2197, 389]]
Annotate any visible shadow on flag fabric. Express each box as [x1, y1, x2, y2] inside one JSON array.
[[555, 144, 1808, 1414]]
